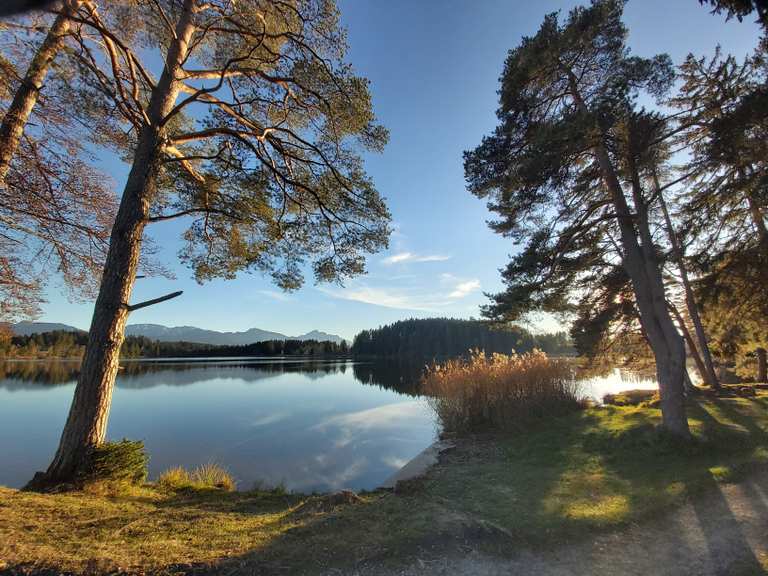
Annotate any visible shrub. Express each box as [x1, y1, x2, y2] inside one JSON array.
[[158, 463, 235, 491], [422, 349, 582, 435], [82, 439, 148, 485]]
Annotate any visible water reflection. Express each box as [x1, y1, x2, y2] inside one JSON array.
[[0, 358, 661, 491], [0, 358, 424, 395], [0, 358, 435, 491]]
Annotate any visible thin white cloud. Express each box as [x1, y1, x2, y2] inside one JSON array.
[[258, 289, 292, 302], [319, 276, 481, 311], [318, 285, 432, 311], [382, 252, 414, 264], [448, 279, 481, 299], [382, 252, 451, 265]]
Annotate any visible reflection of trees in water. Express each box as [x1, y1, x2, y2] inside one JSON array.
[[0, 358, 402, 392], [352, 360, 428, 397], [0, 361, 81, 389], [117, 359, 351, 389]]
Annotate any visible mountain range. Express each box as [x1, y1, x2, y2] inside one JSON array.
[[10, 322, 346, 345]]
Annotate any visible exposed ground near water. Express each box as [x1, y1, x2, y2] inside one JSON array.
[[2, 393, 768, 575], [361, 469, 768, 576]]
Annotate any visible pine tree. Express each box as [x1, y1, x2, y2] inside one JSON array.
[[41, 0, 390, 484], [464, 0, 691, 435]]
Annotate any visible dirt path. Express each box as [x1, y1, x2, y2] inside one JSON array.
[[353, 471, 768, 576]]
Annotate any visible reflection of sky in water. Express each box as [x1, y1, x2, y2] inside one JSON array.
[[579, 368, 658, 402], [0, 361, 436, 491], [0, 360, 659, 490]]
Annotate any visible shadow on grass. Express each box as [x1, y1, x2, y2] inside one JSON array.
[[4, 398, 768, 576]]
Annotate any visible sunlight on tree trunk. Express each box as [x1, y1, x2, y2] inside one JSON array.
[[0, 5, 75, 183], [45, 1, 197, 481]]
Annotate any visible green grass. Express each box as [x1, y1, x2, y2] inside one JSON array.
[[1, 394, 767, 574], [414, 396, 768, 546]]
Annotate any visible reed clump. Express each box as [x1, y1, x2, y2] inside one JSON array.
[[158, 463, 236, 492], [422, 349, 582, 434]]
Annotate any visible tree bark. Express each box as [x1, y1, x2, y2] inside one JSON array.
[[42, 0, 197, 483], [746, 191, 768, 252], [565, 73, 689, 436], [0, 3, 76, 184], [655, 176, 720, 389], [757, 347, 767, 383], [598, 154, 689, 435], [669, 301, 707, 383]]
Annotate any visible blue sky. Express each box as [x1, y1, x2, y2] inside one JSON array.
[[38, 1, 761, 341]]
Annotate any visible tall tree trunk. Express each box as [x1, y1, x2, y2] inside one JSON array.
[[669, 301, 707, 383], [655, 175, 720, 389], [602, 159, 688, 435], [746, 191, 768, 251], [0, 3, 76, 184], [41, 0, 197, 484], [757, 347, 767, 383], [566, 72, 690, 436]]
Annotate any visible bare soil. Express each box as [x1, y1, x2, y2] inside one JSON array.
[[357, 470, 768, 576]]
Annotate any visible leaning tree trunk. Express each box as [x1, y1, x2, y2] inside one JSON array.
[[594, 146, 690, 436], [0, 4, 76, 184], [565, 72, 689, 436], [757, 348, 767, 383], [655, 178, 720, 389], [41, 1, 197, 484], [669, 302, 707, 383]]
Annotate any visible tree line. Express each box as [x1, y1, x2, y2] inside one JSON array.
[[120, 336, 349, 358], [351, 318, 574, 359], [0, 329, 348, 359]]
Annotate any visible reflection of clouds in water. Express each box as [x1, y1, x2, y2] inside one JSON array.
[[269, 401, 434, 490], [248, 412, 289, 427], [314, 401, 428, 431], [381, 455, 408, 470], [293, 457, 369, 492], [313, 400, 431, 448]]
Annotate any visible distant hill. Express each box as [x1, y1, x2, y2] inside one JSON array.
[[124, 324, 287, 345], [11, 322, 346, 345], [11, 321, 84, 336]]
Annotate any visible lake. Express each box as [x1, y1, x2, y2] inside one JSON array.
[[0, 358, 657, 491]]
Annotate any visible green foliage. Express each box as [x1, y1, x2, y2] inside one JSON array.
[[698, 0, 768, 28], [603, 389, 658, 406], [95, 0, 392, 289], [120, 336, 348, 359], [0, 330, 348, 359], [351, 317, 573, 358], [463, 0, 673, 330], [671, 42, 768, 377], [2, 330, 87, 359], [83, 440, 148, 485]]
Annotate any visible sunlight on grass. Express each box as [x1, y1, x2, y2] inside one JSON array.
[[1, 394, 767, 573], [157, 463, 236, 492]]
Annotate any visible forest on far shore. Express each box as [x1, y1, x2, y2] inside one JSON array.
[[0, 318, 573, 360]]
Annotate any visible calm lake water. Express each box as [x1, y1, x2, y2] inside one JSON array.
[[0, 358, 656, 491]]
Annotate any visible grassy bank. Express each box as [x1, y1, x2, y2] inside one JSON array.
[[2, 393, 768, 574]]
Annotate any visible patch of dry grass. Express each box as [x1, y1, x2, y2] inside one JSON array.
[[158, 463, 236, 492], [422, 349, 583, 434], [0, 483, 306, 573]]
